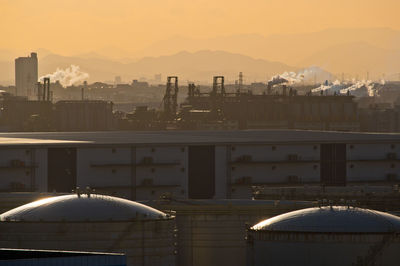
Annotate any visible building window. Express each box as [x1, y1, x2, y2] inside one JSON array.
[[349, 145, 354, 149], [391, 164, 396, 168], [313, 165, 318, 170], [151, 148, 156, 152], [151, 168, 156, 173], [111, 148, 116, 153], [111, 168, 117, 174], [350, 164, 354, 169], [272, 165, 276, 170], [272, 146, 276, 151], [313, 145, 318, 150], [231, 146, 236, 151], [391, 144, 396, 149]]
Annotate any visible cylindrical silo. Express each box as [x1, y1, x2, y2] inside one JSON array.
[[247, 206, 400, 266], [0, 193, 176, 266]]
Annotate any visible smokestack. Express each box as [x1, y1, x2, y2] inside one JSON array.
[[239, 72, 243, 92], [36, 82, 41, 101], [282, 85, 287, 96], [43, 77, 50, 101], [81, 87, 84, 101], [47, 79, 50, 101]]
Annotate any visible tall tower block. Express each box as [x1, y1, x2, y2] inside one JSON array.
[[15, 52, 38, 98]]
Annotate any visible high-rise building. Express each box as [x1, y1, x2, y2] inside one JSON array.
[[15, 52, 38, 98]]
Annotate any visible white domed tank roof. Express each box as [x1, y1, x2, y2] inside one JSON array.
[[0, 194, 169, 222], [252, 206, 400, 233]]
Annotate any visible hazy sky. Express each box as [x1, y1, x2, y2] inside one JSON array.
[[1, 0, 400, 56]]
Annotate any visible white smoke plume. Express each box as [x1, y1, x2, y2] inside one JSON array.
[[339, 80, 378, 97], [268, 66, 333, 86], [311, 79, 379, 97], [268, 75, 289, 86], [268, 71, 303, 86], [40, 65, 89, 87], [312, 80, 347, 95]]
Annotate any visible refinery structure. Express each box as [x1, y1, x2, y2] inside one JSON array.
[[1, 52, 400, 266], [1, 75, 399, 133], [1, 52, 400, 133]]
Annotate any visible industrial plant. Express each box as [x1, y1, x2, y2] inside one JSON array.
[[2, 52, 400, 133], [1, 50, 400, 266]]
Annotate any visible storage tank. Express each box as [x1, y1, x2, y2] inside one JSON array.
[[0, 193, 176, 266], [246, 206, 400, 266]]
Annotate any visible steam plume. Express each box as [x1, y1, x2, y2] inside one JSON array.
[[312, 80, 346, 94], [268, 66, 333, 86], [339, 80, 378, 97], [40, 65, 89, 86]]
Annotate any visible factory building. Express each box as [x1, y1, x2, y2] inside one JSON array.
[[0, 194, 176, 266], [183, 79, 360, 131], [15, 52, 38, 99], [0, 97, 53, 131], [0, 97, 114, 132], [55, 100, 114, 131], [246, 206, 400, 266], [0, 130, 399, 200]]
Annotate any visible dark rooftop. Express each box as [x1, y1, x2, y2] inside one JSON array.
[[0, 130, 399, 147]]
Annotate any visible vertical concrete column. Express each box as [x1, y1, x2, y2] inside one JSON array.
[[215, 145, 228, 199]]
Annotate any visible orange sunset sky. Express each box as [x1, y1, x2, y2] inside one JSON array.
[[1, 0, 400, 56]]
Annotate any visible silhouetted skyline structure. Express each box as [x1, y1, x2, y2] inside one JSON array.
[[14, 52, 38, 99]]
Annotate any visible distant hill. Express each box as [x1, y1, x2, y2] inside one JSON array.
[[133, 28, 400, 76], [2, 27, 399, 85], [127, 50, 297, 83], [298, 42, 400, 78], [0, 50, 297, 85]]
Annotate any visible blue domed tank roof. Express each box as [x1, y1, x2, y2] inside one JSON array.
[[252, 206, 400, 233], [0, 194, 169, 222]]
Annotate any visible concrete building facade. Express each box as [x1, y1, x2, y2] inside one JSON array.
[[0, 130, 399, 200], [15, 52, 38, 99]]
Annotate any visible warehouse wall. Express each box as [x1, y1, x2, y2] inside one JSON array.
[[77, 146, 187, 200], [0, 141, 399, 199], [0, 148, 47, 192], [347, 143, 399, 182]]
